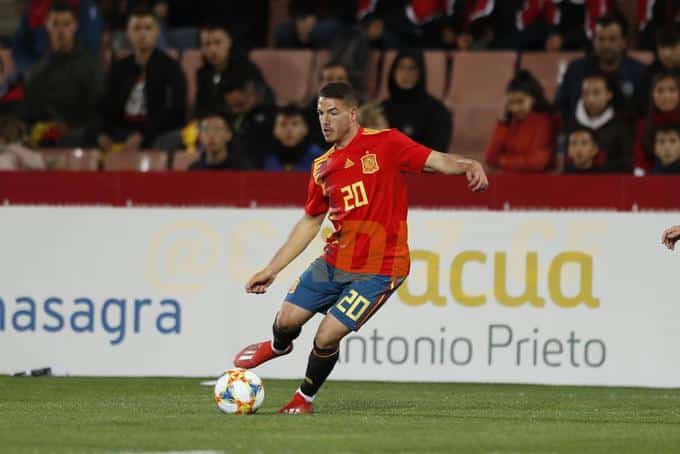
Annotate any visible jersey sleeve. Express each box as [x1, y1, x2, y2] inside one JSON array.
[[304, 174, 329, 216], [390, 129, 433, 173]]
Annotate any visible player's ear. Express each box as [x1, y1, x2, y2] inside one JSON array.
[[350, 106, 358, 123]]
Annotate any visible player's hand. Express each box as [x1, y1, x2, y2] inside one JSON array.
[[661, 225, 680, 251], [465, 161, 488, 192], [245, 267, 277, 294]]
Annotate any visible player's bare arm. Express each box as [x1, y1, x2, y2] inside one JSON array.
[[245, 212, 326, 294], [423, 150, 489, 192], [661, 225, 680, 251]]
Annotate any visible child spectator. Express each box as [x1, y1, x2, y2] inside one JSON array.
[[633, 72, 680, 174], [0, 116, 45, 170], [189, 113, 251, 170], [564, 127, 605, 174], [264, 104, 323, 171], [652, 125, 680, 174], [485, 70, 557, 173]]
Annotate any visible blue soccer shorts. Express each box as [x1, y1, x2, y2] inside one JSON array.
[[285, 258, 405, 331]]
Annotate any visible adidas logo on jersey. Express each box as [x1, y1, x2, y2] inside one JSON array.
[[344, 158, 354, 169]]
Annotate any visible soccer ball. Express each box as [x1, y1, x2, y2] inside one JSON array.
[[213, 368, 265, 415]]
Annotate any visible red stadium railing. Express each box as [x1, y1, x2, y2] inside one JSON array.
[[1, 172, 678, 210]]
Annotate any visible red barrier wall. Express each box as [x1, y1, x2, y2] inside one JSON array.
[[0, 172, 678, 210]]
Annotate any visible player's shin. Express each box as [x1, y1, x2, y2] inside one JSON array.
[[299, 342, 340, 398], [272, 317, 301, 353]]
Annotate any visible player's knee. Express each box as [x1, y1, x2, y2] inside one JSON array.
[[274, 310, 302, 333], [313, 334, 340, 351]]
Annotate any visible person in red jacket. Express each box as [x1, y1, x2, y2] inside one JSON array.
[[485, 70, 557, 173], [633, 71, 680, 174]]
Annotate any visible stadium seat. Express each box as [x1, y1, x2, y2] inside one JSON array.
[[376, 50, 449, 100], [519, 52, 581, 100], [103, 150, 168, 171], [172, 151, 198, 170], [40, 148, 100, 171], [180, 49, 203, 110], [448, 52, 518, 157], [250, 49, 314, 105]]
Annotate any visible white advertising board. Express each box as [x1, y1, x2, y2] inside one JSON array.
[[0, 207, 678, 387]]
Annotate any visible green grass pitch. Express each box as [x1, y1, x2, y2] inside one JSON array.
[[1, 376, 679, 453]]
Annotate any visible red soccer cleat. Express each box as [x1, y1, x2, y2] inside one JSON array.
[[278, 391, 314, 414], [233, 341, 292, 369]]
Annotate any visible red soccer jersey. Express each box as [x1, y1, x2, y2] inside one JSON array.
[[305, 127, 433, 277]]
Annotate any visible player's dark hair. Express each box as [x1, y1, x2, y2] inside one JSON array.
[[127, 5, 157, 24], [319, 82, 359, 107], [50, 0, 76, 16], [277, 104, 306, 120], [595, 14, 628, 38]]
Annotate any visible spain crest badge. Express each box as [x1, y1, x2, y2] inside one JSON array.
[[360, 153, 379, 174]]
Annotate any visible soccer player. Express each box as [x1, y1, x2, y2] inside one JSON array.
[[234, 82, 488, 414], [662, 225, 680, 250]]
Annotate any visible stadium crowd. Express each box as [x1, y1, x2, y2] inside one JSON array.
[[0, 0, 679, 175]]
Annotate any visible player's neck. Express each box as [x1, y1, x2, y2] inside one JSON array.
[[334, 124, 360, 150]]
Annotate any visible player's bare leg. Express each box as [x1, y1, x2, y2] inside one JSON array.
[[234, 302, 314, 369], [279, 314, 350, 414]]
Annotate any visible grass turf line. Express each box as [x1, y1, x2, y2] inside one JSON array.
[[1, 376, 679, 453]]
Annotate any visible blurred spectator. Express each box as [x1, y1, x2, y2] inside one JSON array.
[[306, 60, 352, 147], [358, 101, 389, 130], [357, 0, 411, 48], [0, 115, 45, 170], [195, 24, 272, 118], [276, 0, 355, 48], [98, 7, 186, 153], [222, 71, 276, 168], [264, 104, 323, 171], [560, 73, 632, 172], [633, 72, 680, 174], [99, 0, 170, 53], [382, 49, 452, 152], [485, 70, 556, 173], [635, 29, 680, 117], [0, 57, 25, 116], [23, 1, 100, 147], [555, 15, 645, 122], [13, 0, 101, 75], [637, 0, 680, 50], [189, 113, 252, 170], [409, 0, 477, 50], [195, 1, 269, 50], [563, 127, 605, 173], [652, 125, 680, 174]]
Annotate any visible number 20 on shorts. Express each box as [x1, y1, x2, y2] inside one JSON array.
[[335, 289, 371, 321]]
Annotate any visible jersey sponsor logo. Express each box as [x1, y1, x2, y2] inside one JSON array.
[[361, 153, 379, 174], [344, 158, 355, 169]]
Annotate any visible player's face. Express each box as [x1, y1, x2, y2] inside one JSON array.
[[200, 30, 231, 67], [506, 91, 534, 120], [127, 16, 159, 52], [274, 114, 309, 148], [199, 116, 232, 154], [581, 78, 612, 116], [568, 131, 598, 167], [653, 77, 680, 112], [394, 57, 420, 90], [320, 66, 349, 86], [655, 131, 680, 166], [46, 11, 77, 52], [593, 23, 625, 64], [317, 97, 357, 144]]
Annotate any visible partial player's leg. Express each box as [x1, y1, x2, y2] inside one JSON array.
[[233, 302, 313, 368], [234, 258, 342, 369], [279, 274, 404, 414], [278, 314, 349, 414]]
